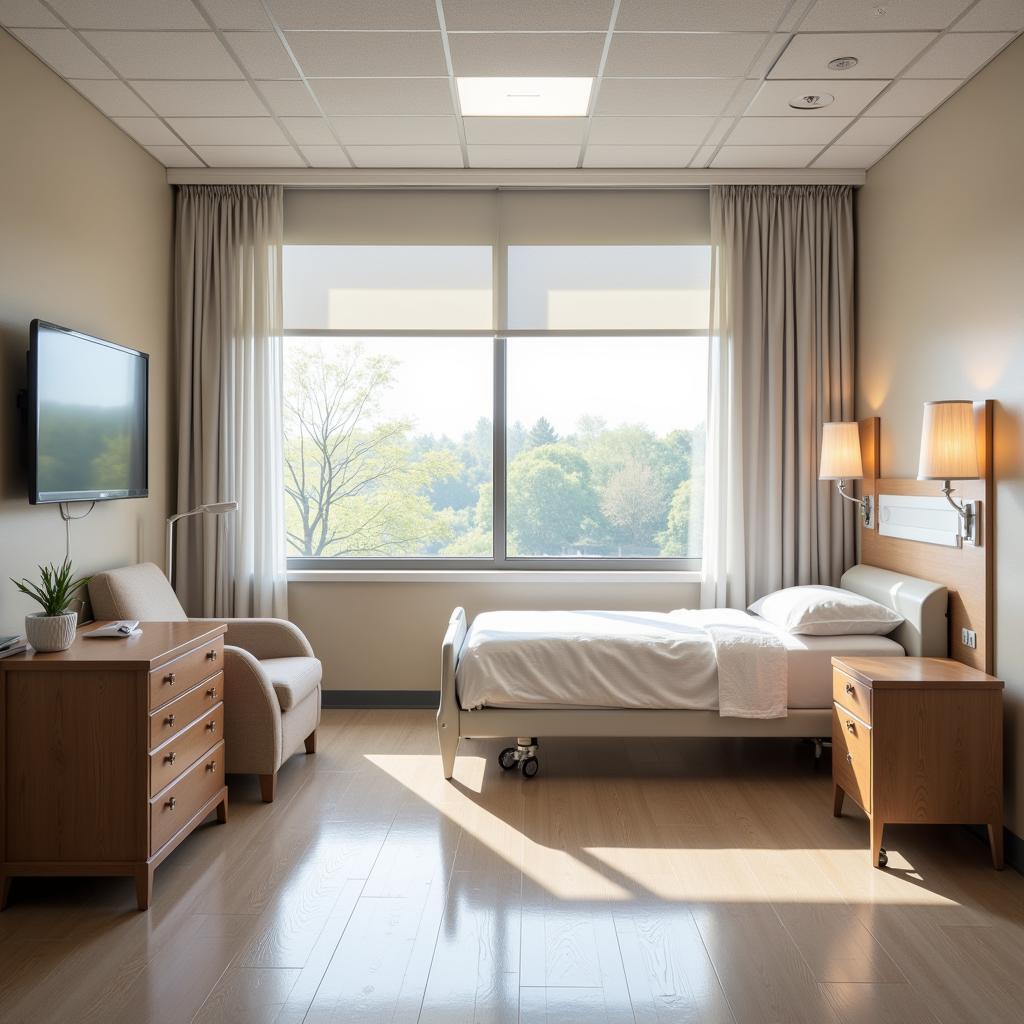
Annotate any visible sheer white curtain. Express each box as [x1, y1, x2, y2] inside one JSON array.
[[701, 185, 856, 609], [174, 185, 288, 618]]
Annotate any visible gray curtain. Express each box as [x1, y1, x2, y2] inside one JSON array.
[[174, 184, 288, 618], [701, 184, 856, 609]]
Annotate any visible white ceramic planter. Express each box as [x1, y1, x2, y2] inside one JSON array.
[[25, 610, 78, 652]]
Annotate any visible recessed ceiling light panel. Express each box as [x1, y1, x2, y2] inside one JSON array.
[[457, 77, 593, 117], [789, 93, 836, 110], [828, 56, 859, 71]]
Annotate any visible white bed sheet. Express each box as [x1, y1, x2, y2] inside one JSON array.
[[455, 609, 903, 712]]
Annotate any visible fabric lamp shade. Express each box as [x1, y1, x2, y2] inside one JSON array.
[[819, 422, 863, 480], [918, 401, 979, 480]]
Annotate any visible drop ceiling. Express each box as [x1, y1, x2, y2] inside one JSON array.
[[2, 0, 1021, 172]]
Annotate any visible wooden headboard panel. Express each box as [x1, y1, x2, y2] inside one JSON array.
[[857, 403, 993, 672]]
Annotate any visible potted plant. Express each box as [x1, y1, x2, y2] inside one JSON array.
[[11, 559, 91, 653]]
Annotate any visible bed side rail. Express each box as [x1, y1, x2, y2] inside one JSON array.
[[437, 607, 467, 779]]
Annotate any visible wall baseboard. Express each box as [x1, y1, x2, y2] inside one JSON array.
[[322, 689, 438, 709]]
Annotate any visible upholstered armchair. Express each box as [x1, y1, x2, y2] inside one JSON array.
[[88, 562, 321, 802]]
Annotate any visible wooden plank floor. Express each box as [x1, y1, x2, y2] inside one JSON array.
[[2, 709, 1024, 1023]]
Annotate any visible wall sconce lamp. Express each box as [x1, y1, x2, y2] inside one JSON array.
[[917, 400, 979, 544], [819, 421, 874, 528], [165, 502, 240, 587]]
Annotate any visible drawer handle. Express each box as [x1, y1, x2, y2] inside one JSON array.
[[845, 683, 855, 696], [164, 672, 176, 685], [845, 720, 856, 734], [206, 760, 217, 773], [205, 720, 217, 733], [206, 686, 218, 699], [846, 753, 853, 764], [166, 797, 177, 811], [165, 751, 177, 765], [206, 649, 218, 661], [165, 713, 176, 727]]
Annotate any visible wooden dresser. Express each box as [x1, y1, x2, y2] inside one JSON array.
[[831, 655, 1003, 870], [0, 620, 228, 910]]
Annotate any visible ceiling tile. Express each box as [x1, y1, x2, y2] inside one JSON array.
[[111, 116, 179, 145], [467, 144, 579, 167], [194, 144, 305, 166], [905, 32, 1015, 78], [133, 79, 268, 116], [837, 115, 920, 144], [309, 78, 454, 115], [47, 0, 206, 29], [69, 78, 151, 115], [769, 32, 937, 79], [281, 116, 335, 144], [728, 115, 852, 145], [10, 28, 114, 77], [329, 115, 460, 145], [225, 32, 297, 79], [588, 115, 715, 145], [346, 145, 464, 167], [85, 31, 243, 79], [267, 0, 439, 30], [605, 32, 767, 77], [705, 118, 734, 144], [712, 145, 820, 167], [725, 79, 762, 114], [166, 116, 288, 145], [256, 80, 319, 116], [747, 79, 888, 116], [463, 117, 587, 145], [813, 144, 890, 168], [299, 145, 351, 167], [957, 0, 1024, 31], [865, 78, 960, 115], [144, 144, 203, 166], [443, 0, 614, 30], [801, 0, 971, 31], [583, 144, 698, 167], [778, 0, 815, 31], [199, 0, 272, 31], [0, 0, 60, 26], [690, 144, 717, 167], [616, 0, 790, 31], [449, 32, 606, 76], [287, 31, 447, 77], [595, 78, 741, 115]]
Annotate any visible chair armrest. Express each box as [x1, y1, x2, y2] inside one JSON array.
[[222, 645, 282, 776], [192, 617, 315, 660]]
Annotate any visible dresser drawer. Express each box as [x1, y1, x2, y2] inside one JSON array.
[[833, 668, 872, 725], [149, 703, 224, 796], [149, 637, 223, 710], [149, 672, 222, 748], [833, 703, 872, 814], [150, 740, 225, 854]]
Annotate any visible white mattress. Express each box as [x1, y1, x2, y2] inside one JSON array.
[[455, 609, 903, 712]]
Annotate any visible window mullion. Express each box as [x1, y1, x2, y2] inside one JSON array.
[[493, 337, 507, 568]]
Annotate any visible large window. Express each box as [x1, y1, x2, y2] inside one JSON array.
[[284, 242, 710, 570]]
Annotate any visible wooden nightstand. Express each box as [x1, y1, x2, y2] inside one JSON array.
[[831, 656, 1004, 869]]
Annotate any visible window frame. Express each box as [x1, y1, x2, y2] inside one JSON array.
[[283, 242, 709, 574]]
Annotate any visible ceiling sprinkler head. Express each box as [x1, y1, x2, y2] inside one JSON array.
[[828, 56, 859, 71], [789, 93, 835, 110]]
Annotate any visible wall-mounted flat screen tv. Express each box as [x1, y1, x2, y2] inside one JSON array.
[[28, 319, 148, 504]]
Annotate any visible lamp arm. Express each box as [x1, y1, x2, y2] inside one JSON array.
[[941, 479, 976, 542], [835, 480, 874, 527], [165, 508, 204, 584]]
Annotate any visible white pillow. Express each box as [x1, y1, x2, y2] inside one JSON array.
[[748, 585, 904, 636]]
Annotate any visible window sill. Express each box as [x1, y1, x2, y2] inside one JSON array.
[[287, 569, 703, 584]]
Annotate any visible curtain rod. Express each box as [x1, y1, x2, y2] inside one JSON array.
[[166, 168, 865, 189]]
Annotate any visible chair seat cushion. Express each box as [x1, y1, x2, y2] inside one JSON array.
[[262, 657, 322, 711]]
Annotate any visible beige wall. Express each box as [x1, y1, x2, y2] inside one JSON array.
[[0, 29, 173, 634], [856, 36, 1024, 833]]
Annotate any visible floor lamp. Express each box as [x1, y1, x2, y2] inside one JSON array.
[[165, 502, 239, 589]]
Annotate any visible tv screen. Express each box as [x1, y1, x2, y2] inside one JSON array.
[[29, 320, 148, 504]]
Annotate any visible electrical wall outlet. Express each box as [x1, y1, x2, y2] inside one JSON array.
[[961, 627, 977, 650]]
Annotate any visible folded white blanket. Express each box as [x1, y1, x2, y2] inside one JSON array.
[[704, 622, 788, 719]]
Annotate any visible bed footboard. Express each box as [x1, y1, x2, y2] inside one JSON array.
[[438, 607, 467, 779]]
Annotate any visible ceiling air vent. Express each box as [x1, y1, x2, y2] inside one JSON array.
[[789, 93, 835, 110]]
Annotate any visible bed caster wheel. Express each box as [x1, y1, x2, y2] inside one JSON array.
[[521, 757, 539, 779], [498, 747, 517, 771], [878, 849, 888, 868]]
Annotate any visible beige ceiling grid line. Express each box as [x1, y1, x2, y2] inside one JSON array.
[[434, 0, 469, 169], [575, 0, 622, 169]]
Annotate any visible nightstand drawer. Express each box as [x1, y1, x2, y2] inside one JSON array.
[[148, 672, 222, 748], [150, 740, 225, 854], [833, 668, 872, 725], [833, 703, 871, 814], [149, 703, 224, 796], [149, 638, 223, 710]]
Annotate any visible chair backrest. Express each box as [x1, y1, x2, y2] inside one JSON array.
[[88, 562, 188, 622]]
